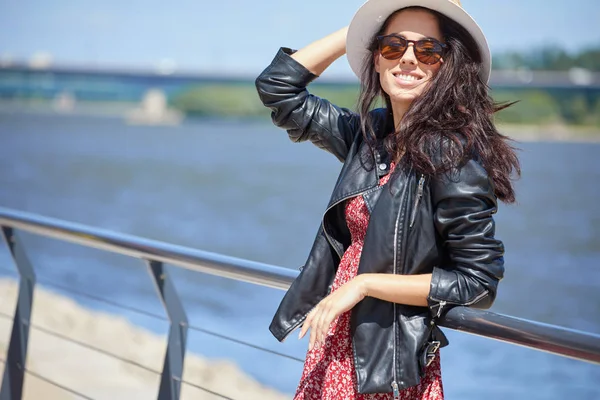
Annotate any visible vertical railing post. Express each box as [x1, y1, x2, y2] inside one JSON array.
[[0, 227, 36, 400], [146, 260, 188, 400]]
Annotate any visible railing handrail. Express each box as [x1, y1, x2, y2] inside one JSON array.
[[0, 206, 297, 290], [1, 205, 599, 367]]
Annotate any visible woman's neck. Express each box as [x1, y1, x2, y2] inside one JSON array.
[[391, 102, 410, 129]]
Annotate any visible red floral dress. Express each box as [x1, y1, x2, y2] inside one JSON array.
[[294, 163, 444, 400]]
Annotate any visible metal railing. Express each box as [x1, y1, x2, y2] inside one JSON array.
[[0, 206, 599, 400]]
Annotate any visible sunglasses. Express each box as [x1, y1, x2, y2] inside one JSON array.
[[376, 34, 447, 65]]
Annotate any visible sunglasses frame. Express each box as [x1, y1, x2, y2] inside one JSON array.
[[376, 34, 447, 65]]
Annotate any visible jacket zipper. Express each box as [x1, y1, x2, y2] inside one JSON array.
[[390, 176, 408, 399], [409, 174, 425, 228], [280, 316, 307, 342], [430, 289, 490, 319], [280, 303, 319, 342], [392, 381, 400, 399], [280, 266, 324, 341]]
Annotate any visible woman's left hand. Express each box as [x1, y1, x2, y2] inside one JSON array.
[[298, 276, 367, 350]]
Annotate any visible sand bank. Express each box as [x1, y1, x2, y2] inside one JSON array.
[[0, 279, 291, 400]]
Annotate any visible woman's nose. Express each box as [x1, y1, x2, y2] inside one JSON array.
[[400, 43, 418, 65]]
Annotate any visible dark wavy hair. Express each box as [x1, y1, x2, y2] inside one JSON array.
[[358, 7, 520, 203]]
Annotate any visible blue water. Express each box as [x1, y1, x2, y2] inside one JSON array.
[[0, 112, 599, 398]]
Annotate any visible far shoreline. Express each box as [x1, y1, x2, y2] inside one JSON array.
[[498, 123, 600, 143], [1, 100, 599, 143]]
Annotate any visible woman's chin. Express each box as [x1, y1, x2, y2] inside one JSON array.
[[388, 91, 419, 106]]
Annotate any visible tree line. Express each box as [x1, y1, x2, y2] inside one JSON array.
[[172, 84, 600, 127], [492, 46, 600, 71]]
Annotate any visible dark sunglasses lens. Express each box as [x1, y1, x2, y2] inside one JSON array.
[[415, 40, 444, 64], [379, 37, 407, 60]]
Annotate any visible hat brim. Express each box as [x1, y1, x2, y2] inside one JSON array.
[[346, 0, 491, 83]]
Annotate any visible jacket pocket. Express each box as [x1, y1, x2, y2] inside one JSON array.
[[409, 174, 426, 228], [397, 311, 434, 386]]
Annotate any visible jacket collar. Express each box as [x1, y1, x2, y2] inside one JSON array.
[[327, 141, 392, 209]]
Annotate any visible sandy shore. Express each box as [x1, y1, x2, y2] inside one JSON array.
[[0, 279, 291, 400]]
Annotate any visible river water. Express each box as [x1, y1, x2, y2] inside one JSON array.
[[0, 111, 599, 399]]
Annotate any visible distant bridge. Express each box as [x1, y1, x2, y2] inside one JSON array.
[[0, 63, 598, 103]]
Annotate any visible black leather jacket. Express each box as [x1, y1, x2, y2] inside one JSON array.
[[255, 48, 505, 394]]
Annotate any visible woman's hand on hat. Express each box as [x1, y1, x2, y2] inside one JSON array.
[[289, 26, 349, 76], [298, 276, 368, 350]]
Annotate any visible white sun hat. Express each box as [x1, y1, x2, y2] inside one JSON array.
[[346, 0, 491, 83]]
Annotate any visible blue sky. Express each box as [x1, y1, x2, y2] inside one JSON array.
[[1, 0, 599, 78]]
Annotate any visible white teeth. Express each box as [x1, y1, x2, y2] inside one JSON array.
[[395, 73, 418, 81]]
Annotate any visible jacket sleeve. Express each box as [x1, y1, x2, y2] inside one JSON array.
[[427, 158, 505, 319], [255, 47, 360, 162]]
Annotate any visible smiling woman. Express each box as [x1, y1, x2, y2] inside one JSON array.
[[255, 0, 520, 399], [373, 8, 444, 121]]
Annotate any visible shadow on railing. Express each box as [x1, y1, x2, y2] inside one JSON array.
[[0, 206, 599, 400]]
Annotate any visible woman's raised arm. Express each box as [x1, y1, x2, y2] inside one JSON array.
[[290, 27, 348, 76], [255, 27, 369, 163]]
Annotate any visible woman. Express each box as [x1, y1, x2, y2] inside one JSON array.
[[255, 0, 520, 399]]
